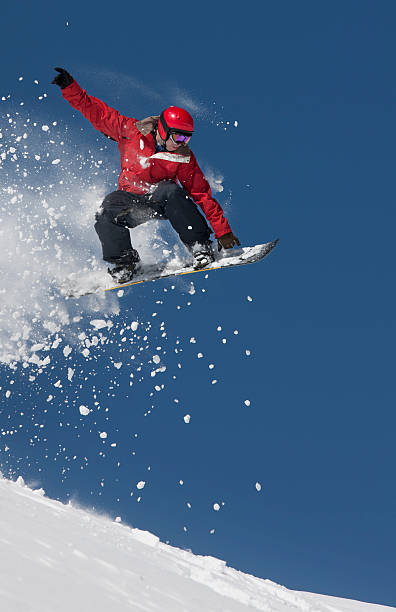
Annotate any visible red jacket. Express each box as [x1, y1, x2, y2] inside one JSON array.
[[62, 81, 231, 238]]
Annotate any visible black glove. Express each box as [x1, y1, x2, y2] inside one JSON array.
[[218, 232, 241, 251], [52, 67, 74, 90]]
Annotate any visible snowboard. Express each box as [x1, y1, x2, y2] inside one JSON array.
[[108, 239, 279, 291], [61, 240, 278, 298]]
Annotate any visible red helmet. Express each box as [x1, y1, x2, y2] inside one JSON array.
[[158, 106, 194, 140]]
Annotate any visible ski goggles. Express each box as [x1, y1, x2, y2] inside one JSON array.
[[169, 131, 192, 145]]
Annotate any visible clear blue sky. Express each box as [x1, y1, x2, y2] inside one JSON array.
[[1, 0, 396, 607]]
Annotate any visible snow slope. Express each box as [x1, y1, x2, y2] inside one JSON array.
[[0, 476, 392, 612]]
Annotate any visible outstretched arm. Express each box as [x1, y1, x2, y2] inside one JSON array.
[[52, 67, 124, 142]]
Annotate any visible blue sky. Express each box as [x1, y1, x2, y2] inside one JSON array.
[[1, 0, 395, 607]]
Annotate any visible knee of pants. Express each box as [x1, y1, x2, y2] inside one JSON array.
[[96, 205, 132, 227], [95, 208, 111, 224]]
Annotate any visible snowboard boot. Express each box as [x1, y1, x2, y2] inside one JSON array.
[[107, 248, 140, 284], [108, 262, 138, 284], [190, 241, 215, 270]]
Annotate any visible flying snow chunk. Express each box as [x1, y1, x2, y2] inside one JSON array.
[[113, 362, 122, 369], [63, 345, 72, 357], [90, 319, 107, 330], [247, 295, 253, 302], [79, 405, 90, 416], [31, 343, 45, 352], [99, 431, 107, 439], [234, 120, 238, 127], [213, 503, 220, 511], [255, 482, 262, 492], [136, 481, 146, 490], [244, 400, 251, 407], [51, 159, 60, 165], [153, 355, 160, 364], [131, 321, 138, 331], [41, 125, 49, 132], [184, 414, 191, 424]]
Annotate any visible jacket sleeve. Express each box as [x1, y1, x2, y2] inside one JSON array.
[[177, 153, 232, 239], [61, 80, 125, 142]]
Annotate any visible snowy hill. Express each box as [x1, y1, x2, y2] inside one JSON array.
[[0, 476, 392, 612]]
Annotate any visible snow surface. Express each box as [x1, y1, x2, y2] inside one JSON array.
[[0, 476, 392, 612]]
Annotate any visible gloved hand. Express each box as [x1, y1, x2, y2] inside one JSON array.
[[52, 67, 74, 89], [217, 232, 241, 250]]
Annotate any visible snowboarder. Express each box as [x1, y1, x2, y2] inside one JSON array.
[[52, 67, 240, 283]]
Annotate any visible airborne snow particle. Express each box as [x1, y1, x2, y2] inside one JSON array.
[[63, 346, 72, 357], [153, 355, 160, 364], [245, 349, 251, 356], [247, 295, 253, 302], [41, 125, 49, 132], [79, 405, 90, 416], [183, 414, 191, 424], [99, 431, 107, 439], [213, 503, 220, 511], [244, 400, 251, 407], [51, 159, 60, 165], [131, 321, 138, 331], [197, 353, 203, 358], [113, 362, 122, 369], [90, 319, 107, 330], [234, 120, 238, 127], [136, 481, 146, 490], [255, 482, 262, 492]]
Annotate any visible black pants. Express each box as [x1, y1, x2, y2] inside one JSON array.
[[94, 180, 211, 265]]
